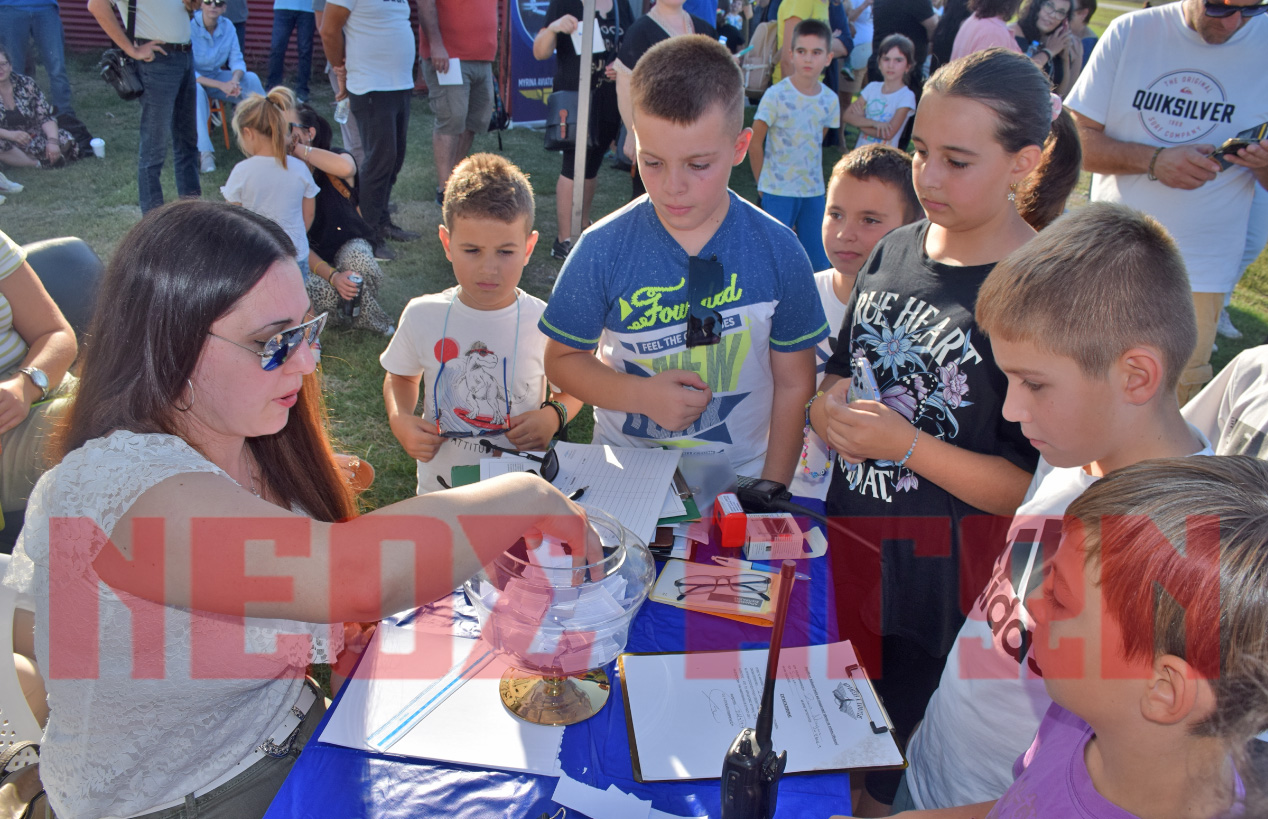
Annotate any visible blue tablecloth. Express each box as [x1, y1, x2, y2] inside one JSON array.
[[265, 508, 849, 818]]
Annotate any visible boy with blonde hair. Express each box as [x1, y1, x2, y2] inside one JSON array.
[[540, 36, 828, 484], [382, 153, 581, 494], [896, 202, 1211, 811]]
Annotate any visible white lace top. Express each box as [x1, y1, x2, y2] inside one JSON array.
[[4, 431, 342, 819]]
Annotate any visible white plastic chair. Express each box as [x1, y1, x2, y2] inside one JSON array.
[[0, 554, 44, 769]]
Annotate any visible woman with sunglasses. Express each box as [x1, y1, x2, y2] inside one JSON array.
[[190, 0, 265, 174], [1009, 0, 1082, 96], [2, 201, 595, 819], [287, 102, 395, 335]]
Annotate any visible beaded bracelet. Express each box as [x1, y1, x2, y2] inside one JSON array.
[[897, 429, 920, 467], [542, 400, 568, 435], [804, 389, 825, 427], [800, 390, 831, 478]]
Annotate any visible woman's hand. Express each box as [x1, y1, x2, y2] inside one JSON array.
[[550, 13, 580, 34], [331, 270, 359, 300], [505, 407, 560, 453], [6, 130, 32, 147], [45, 141, 61, 163], [0, 375, 33, 437], [1043, 23, 1068, 56]]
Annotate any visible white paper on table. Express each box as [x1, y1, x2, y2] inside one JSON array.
[[658, 483, 686, 519], [434, 57, 463, 85], [549, 442, 682, 544], [552, 774, 653, 819], [478, 455, 541, 481], [619, 641, 903, 781], [569, 22, 606, 59], [319, 625, 565, 775]]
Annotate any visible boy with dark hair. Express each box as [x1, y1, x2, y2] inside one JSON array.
[[541, 35, 828, 484], [382, 153, 581, 495], [749, 17, 840, 271], [897, 202, 1210, 811], [792, 143, 921, 499]]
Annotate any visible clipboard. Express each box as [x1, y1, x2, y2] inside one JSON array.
[[616, 641, 905, 783]]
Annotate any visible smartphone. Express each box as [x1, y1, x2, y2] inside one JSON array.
[[1210, 121, 1268, 171], [847, 355, 881, 403]]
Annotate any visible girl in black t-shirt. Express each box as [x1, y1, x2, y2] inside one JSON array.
[[806, 47, 1081, 810]]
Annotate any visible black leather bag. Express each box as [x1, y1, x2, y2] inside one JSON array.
[[543, 90, 579, 152], [98, 0, 143, 101], [0, 741, 53, 819]]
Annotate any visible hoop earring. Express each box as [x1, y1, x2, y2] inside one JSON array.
[[1007, 183, 1018, 203], [175, 378, 194, 412]]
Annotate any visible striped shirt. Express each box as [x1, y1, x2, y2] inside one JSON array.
[[0, 233, 29, 375]]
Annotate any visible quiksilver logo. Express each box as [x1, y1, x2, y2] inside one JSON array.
[[1132, 70, 1232, 144]]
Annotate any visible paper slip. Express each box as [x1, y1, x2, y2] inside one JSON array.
[[552, 775, 652, 819], [570, 22, 606, 58], [619, 641, 903, 782], [479, 455, 541, 481], [435, 57, 463, 86], [319, 625, 565, 775]]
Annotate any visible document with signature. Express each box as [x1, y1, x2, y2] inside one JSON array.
[[618, 641, 904, 782]]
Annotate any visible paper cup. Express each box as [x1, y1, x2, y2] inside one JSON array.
[[90, 138, 105, 158]]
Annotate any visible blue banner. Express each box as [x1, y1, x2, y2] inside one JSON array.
[[509, 0, 556, 124]]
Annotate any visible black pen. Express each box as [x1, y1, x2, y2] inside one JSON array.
[[568, 486, 588, 501]]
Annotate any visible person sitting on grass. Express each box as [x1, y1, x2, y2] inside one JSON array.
[[291, 102, 395, 336], [382, 153, 584, 495], [0, 47, 78, 169]]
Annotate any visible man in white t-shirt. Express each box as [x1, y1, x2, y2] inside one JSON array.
[[319, 0, 420, 259], [1064, 0, 1268, 404], [88, 0, 201, 213]]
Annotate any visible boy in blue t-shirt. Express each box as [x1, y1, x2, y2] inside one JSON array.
[[749, 18, 840, 271], [540, 36, 828, 484]]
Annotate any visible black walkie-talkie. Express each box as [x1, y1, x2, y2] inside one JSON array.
[[720, 561, 795, 819]]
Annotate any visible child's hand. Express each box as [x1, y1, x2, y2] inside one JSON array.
[[388, 414, 445, 463], [505, 408, 559, 452], [823, 391, 915, 464], [642, 370, 713, 432]]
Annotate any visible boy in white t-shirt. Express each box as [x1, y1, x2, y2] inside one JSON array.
[[895, 202, 1210, 811], [790, 144, 921, 499], [380, 154, 582, 494], [749, 17, 841, 271]]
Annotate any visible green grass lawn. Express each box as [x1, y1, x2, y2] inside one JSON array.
[[3, 39, 1265, 510]]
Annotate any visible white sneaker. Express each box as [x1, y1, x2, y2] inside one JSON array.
[[1216, 307, 1242, 339], [200, 152, 216, 174], [0, 194, 5, 205], [0, 172, 21, 193]]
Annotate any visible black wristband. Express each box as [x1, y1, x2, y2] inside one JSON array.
[[542, 400, 568, 435]]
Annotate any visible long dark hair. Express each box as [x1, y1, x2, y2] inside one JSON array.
[[1016, 0, 1074, 43], [295, 102, 333, 151], [925, 48, 1081, 231], [56, 200, 355, 523]]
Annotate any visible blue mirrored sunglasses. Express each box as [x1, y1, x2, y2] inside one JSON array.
[[210, 312, 327, 371]]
